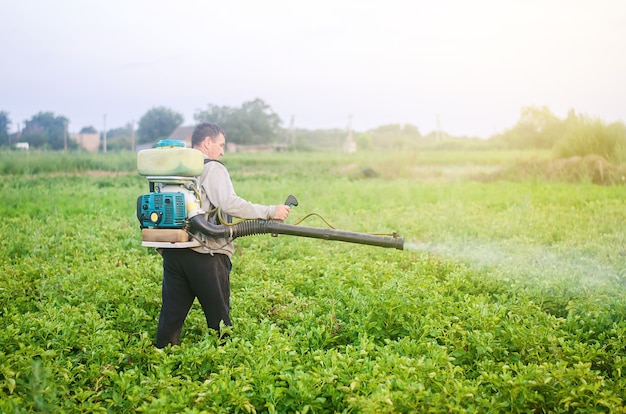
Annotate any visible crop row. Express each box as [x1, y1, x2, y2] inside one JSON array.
[[1, 165, 625, 412]]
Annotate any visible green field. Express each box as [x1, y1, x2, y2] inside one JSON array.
[[1, 150, 625, 413]]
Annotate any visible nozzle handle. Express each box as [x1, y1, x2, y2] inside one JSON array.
[[271, 195, 298, 237], [284, 195, 298, 208]]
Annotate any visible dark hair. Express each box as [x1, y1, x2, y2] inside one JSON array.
[[191, 123, 226, 148]]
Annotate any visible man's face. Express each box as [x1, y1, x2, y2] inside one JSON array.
[[205, 133, 225, 160]]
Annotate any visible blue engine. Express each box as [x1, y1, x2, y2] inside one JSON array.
[[137, 192, 188, 228]]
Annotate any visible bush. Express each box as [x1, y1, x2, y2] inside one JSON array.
[[554, 115, 626, 164]]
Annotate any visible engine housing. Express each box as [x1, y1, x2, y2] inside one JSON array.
[[137, 192, 187, 228]]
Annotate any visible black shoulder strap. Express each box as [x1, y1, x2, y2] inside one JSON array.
[[201, 158, 231, 223], [204, 158, 224, 165]]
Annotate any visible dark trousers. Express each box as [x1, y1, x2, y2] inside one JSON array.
[[156, 249, 232, 348]]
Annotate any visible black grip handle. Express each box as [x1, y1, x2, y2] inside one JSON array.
[[284, 195, 298, 208]]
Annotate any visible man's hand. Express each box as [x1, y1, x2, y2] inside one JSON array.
[[273, 204, 291, 220]]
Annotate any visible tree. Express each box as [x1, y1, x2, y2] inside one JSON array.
[[554, 113, 626, 163], [137, 107, 184, 144], [80, 126, 97, 134], [290, 128, 346, 151], [104, 123, 135, 151], [21, 112, 74, 150], [490, 106, 563, 149], [0, 111, 10, 147], [368, 123, 422, 150], [106, 124, 133, 140], [194, 98, 283, 145]]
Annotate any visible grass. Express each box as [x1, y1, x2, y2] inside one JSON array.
[[0, 150, 625, 412]]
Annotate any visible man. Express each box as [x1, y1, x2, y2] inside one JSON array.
[[156, 122, 290, 348]]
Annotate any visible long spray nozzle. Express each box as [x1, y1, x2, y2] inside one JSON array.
[[189, 216, 404, 250]]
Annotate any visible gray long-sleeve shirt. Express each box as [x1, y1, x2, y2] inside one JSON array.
[[191, 158, 276, 256]]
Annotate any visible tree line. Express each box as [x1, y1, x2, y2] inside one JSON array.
[[1, 101, 625, 162], [0, 98, 283, 151]]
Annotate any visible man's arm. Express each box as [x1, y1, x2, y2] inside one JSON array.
[[203, 163, 280, 220]]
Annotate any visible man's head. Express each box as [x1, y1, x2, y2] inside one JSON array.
[[191, 122, 226, 160]]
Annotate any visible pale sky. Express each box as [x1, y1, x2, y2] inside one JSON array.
[[1, 0, 625, 138]]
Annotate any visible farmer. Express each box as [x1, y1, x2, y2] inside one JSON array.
[[156, 122, 291, 348]]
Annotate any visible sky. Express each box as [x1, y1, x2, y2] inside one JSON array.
[[1, 0, 625, 138]]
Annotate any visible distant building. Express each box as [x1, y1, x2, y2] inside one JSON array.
[[225, 143, 287, 153], [167, 125, 195, 147], [166, 126, 287, 153], [135, 142, 154, 152], [71, 133, 100, 152]]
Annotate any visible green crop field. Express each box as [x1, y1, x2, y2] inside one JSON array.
[[0, 150, 625, 413]]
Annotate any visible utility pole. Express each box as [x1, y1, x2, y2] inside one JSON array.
[[103, 114, 107, 153]]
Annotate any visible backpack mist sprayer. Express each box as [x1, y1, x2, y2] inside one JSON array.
[[136, 140, 404, 250]]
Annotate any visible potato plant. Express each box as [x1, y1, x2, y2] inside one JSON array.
[[0, 151, 625, 413]]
